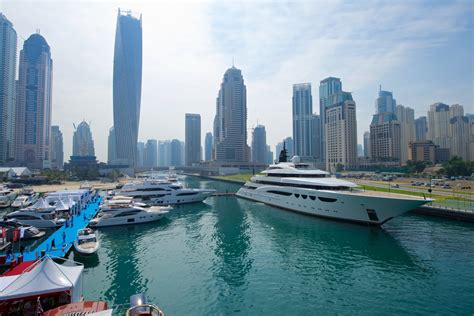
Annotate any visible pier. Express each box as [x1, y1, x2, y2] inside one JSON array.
[[4, 196, 102, 264]]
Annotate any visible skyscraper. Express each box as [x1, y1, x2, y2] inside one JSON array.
[[0, 14, 17, 163], [276, 137, 294, 161], [144, 139, 158, 168], [185, 113, 201, 166], [427, 102, 451, 149], [136, 141, 145, 167], [15, 33, 53, 169], [170, 139, 182, 166], [363, 131, 370, 158], [73, 121, 95, 157], [396, 105, 415, 165], [415, 116, 428, 141], [325, 91, 357, 171], [113, 9, 142, 166], [204, 132, 213, 161], [251, 124, 267, 164], [213, 66, 249, 162], [319, 77, 342, 163], [51, 126, 63, 169], [292, 83, 313, 160], [107, 127, 117, 164], [158, 140, 168, 167], [376, 89, 397, 114], [311, 114, 321, 161]]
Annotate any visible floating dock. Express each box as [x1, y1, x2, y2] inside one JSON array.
[[6, 196, 102, 264]]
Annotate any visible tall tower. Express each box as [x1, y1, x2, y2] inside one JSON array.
[[213, 66, 249, 162], [292, 83, 313, 160], [251, 124, 267, 164], [72, 121, 95, 157], [107, 127, 117, 164], [396, 105, 415, 165], [15, 33, 53, 169], [0, 14, 17, 163], [204, 132, 213, 161], [185, 113, 201, 166], [319, 77, 342, 163], [51, 126, 64, 169], [113, 9, 142, 166]]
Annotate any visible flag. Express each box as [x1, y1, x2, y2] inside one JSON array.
[[12, 228, 20, 242], [37, 296, 43, 315]]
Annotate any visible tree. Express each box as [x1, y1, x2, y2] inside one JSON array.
[[336, 163, 344, 172], [442, 157, 473, 177]]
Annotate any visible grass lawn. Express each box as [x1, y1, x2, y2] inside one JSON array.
[[215, 173, 253, 183]]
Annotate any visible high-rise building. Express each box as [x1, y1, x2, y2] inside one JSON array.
[[370, 113, 401, 162], [266, 145, 274, 165], [415, 116, 428, 141], [107, 127, 117, 164], [0, 14, 17, 163], [311, 114, 321, 161], [15, 33, 53, 169], [396, 105, 415, 165], [170, 139, 182, 166], [375, 89, 397, 114], [251, 124, 267, 164], [363, 131, 370, 158], [113, 9, 142, 166], [427, 102, 450, 149], [51, 126, 63, 169], [204, 132, 213, 161], [144, 139, 158, 168], [292, 83, 313, 160], [357, 144, 364, 157], [73, 121, 95, 157], [319, 77, 342, 163], [158, 140, 169, 167], [136, 141, 145, 167], [185, 113, 201, 166], [408, 140, 436, 163], [325, 91, 357, 171], [213, 66, 249, 162], [449, 105, 470, 160]]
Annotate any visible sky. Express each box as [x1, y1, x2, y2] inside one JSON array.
[[2, 0, 473, 162]]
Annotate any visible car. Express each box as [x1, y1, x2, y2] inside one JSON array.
[[391, 184, 399, 188], [461, 186, 471, 190]]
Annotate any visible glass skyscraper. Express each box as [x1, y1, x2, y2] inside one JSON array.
[[204, 132, 213, 161], [292, 83, 313, 160], [0, 13, 17, 163], [319, 77, 342, 163], [73, 121, 95, 157], [251, 124, 267, 164], [113, 9, 142, 166], [185, 113, 201, 166]]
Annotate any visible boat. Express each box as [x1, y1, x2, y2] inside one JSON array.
[[73, 228, 99, 255], [89, 205, 169, 227], [236, 151, 432, 225], [3, 209, 65, 228], [118, 179, 215, 206], [126, 293, 165, 316], [0, 187, 17, 208], [0, 221, 45, 240], [44, 301, 111, 316], [11, 188, 39, 208]]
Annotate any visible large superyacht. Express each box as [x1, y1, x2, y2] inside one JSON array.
[[236, 146, 431, 225]]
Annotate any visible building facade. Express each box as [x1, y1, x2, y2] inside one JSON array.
[[427, 102, 451, 149], [376, 89, 397, 114], [213, 66, 249, 162], [319, 77, 342, 163], [325, 91, 357, 171], [113, 9, 142, 166], [415, 116, 428, 141], [15, 33, 53, 169], [50, 126, 63, 169], [408, 140, 436, 163], [369, 113, 401, 162], [396, 105, 415, 165], [144, 139, 158, 168], [136, 141, 145, 167], [73, 121, 95, 157], [363, 131, 370, 158], [204, 132, 213, 161], [185, 113, 201, 166], [170, 139, 182, 167], [311, 114, 322, 161], [0, 14, 17, 163], [251, 124, 267, 164], [292, 83, 313, 160], [107, 127, 117, 164]]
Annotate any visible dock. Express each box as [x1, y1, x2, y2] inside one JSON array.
[[6, 196, 102, 264], [211, 192, 236, 197], [413, 205, 474, 222]]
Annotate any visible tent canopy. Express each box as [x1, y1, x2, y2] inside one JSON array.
[[0, 257, 83, 301], [31, 198, 51, 209]]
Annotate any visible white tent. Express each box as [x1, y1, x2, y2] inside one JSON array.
[[54, 199, 70, 211], [31, 197, 51, 210], [0, 257, 83, 302]]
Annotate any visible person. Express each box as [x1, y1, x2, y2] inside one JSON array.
[[62, 231, 66, 244], [51, 238, 56, 250]]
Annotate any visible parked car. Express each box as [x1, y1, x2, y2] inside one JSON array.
[[391, 184, 399, 188]]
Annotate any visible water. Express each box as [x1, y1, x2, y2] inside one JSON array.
[[66, 176, 473, 315]]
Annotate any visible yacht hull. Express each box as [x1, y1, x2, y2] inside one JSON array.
[[89, 212, 166, 227], [129, 190, 214, 206], [236, 185, 430, 225]]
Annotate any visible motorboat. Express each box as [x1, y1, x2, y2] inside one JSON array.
[[0, 187, 17, 208], [89, 205, 169, 228], [0, 221, 45, 240], [11, 188, 39, 208], [236, 153, 432, 225], [4, 208, 65, 228], [73, 228, 99, 255], [126, 293, 164, 316], [118, 179, 215, 206]]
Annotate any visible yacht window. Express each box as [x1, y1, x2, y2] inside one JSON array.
[[294, 194, 300, 198], [309, 196, 316, 200], [302, 195, 307, 199], [116, 210, 141, 217], [8, 215, 38, 220], [176, 192, 199, 196], [267, 190, 292, 196], [318, 197, 337, 203], [245, 185, 256, 190]]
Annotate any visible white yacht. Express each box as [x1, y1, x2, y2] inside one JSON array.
[[0, 188, 18, 208], [11, 188, 39, 208], [74, 228, 99, 255], [4, 209, 64, 228], [89, 205, 169, 227], [236, 158, 432, 225], [118, 179, 215, 206]]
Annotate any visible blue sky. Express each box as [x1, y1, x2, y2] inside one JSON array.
[[2, 0, 473, 162]]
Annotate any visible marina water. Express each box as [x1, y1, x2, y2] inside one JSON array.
[[67, 176, 473, 314]]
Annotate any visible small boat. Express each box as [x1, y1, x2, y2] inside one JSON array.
[[11, 188, 39, 208], [73, 228, 99, 255], [0, 187, 17, 208], [126, 293, 164, 316]]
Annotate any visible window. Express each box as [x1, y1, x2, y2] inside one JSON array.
[[301, 195, 307, 199], [309, 196, 316, 200], [176, 192, 198, 196], [267, 190, 292, 196], [294, 194, 300, 198], [318, 197, 337, 203]]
